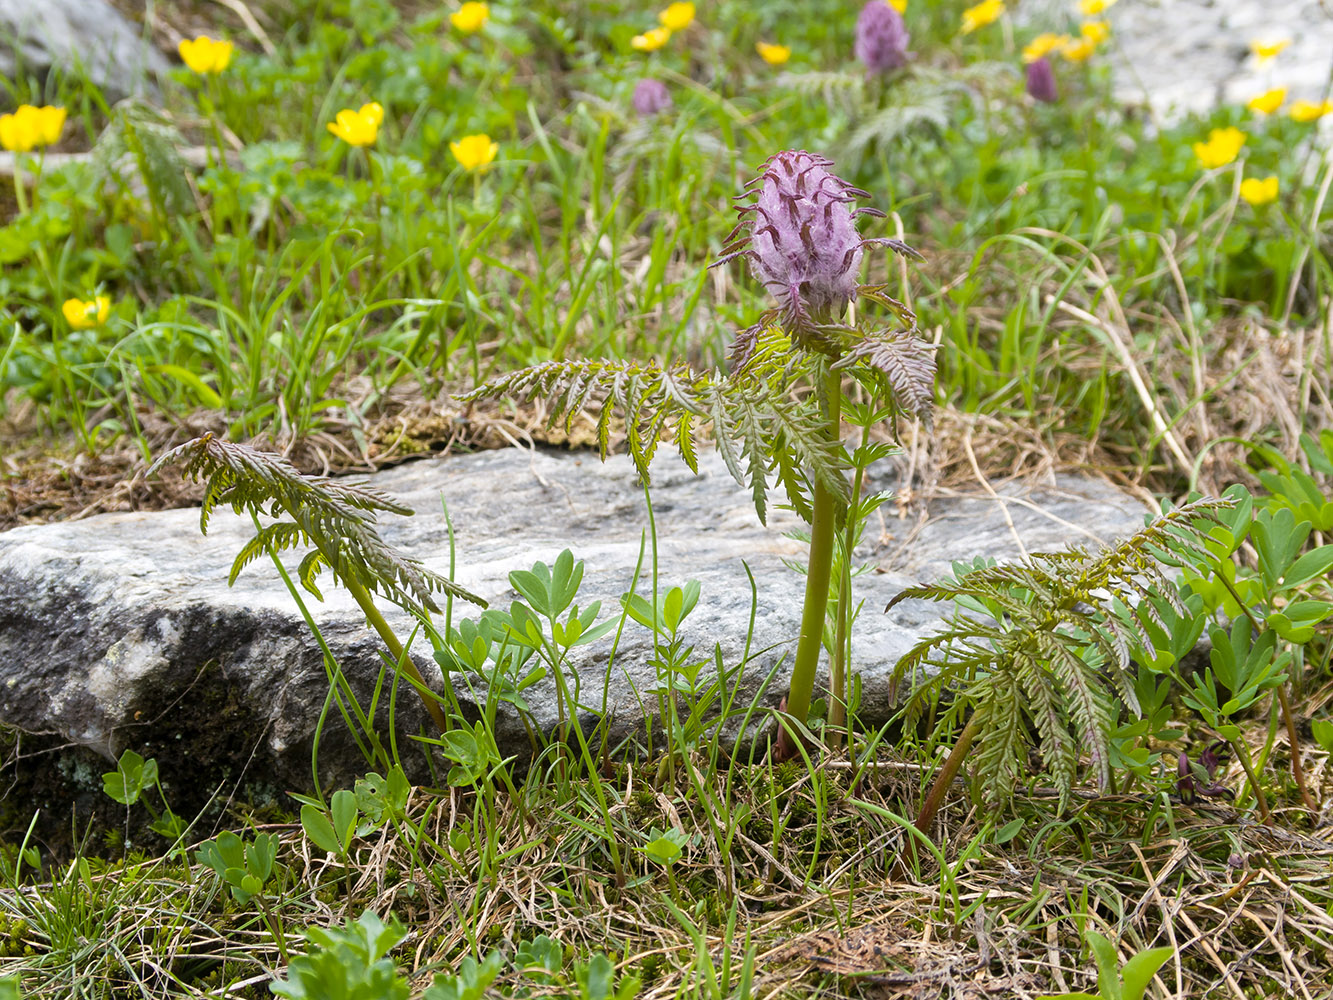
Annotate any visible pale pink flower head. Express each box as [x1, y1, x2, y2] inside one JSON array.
[[711, 149, 932, 413], [855, 1, 910, 74], [632, 78, 672, 116], [713, 150, 915, 334]]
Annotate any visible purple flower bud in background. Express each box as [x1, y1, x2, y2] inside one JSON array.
[[1026, 57, 1058, 104], [632, 78, 672, 117], [855, 1, 910, 74]]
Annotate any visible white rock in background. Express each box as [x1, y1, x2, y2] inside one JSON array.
[[0, 0, 168, 101], [1022, 0, 1333, 120]]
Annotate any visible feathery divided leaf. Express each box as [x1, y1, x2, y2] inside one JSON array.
[[461, 357, 854, 525], [149, 434, 486, 612], [832, 325, 937, 425], [888, 495, 1231, 812], [92, 100, 194, 219]]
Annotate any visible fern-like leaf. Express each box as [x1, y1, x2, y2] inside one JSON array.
[[93, 100, 194, 219], [149, 434, 486, 612], [832, 325, 937, 425], [229, 521, 309, 586], [773, 70, 865, 112], [888, 495, 1231, 812], [846, 84, 953, 159], [461, 358, 854, 526]]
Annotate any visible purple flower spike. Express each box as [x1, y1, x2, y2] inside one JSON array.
[[855, 1, 910, 75], [712, 149, 922, 355], [632, 78, 672, 117], [719, 151, 865, 330], [1026, 57, 1058, 104], [712, 148, 933, 413]]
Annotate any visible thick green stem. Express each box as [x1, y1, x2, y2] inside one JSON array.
[[341, 572, 449, 734], [778, 369, 842, 758]]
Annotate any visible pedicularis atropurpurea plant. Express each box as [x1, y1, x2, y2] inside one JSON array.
[[466, 149, 936, 757]]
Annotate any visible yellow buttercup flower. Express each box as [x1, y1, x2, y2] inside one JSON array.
[[62, 296, 111, 330], [658, 2, 694, 31], [631, 27, 671, 51], [1246, 88, 1286, 114], [1060, 37, 1097, 61], [1192, 127, 1246, 170], [1290, 99, 1333, 122], [1240, 175, 1279, 205], [450, 2, 489, 33], [450, 133, 498, 172], [756, 41, 791, 66], [0, 115, 32, 153], [1080, 20, 1110, 43], [327, 102, 384, 147], [178, 35, 234, 74], [960, 0, 1004, 34], [1079, 0, 1116, 14], [1023, 32, 1069, 63], [28, 106, 66, 146], [888, 0, 907, 10], [0, 104, 66, 152], [1250, 38, 1290, 66]]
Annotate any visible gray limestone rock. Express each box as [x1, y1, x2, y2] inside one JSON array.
[[0, 0, 168, 103], [0, 446, 1151, 796]]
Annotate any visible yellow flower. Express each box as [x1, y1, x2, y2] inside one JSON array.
[[1290, 99, 1333, 122], [0, 104, 66, 152], [178, 35, 234, 74], [327, 102, 384, 147], [755, 41, 791, 66], [631, 27, 672, 51], [888, 0, 907, 10], [0, 114, 31, 153], [1023, 32, 1070, 63], [62, 296, 111, 330], [1060, 37, 1097, 61], [29, 106, 66, 146], [1239, 175, 1279, 206], [960, 0, 1004, 34], [1246, 88, 1286, 114], [1079, 0, 1116, 14], [1250, 38, 1290, 66], [1192, 127, 1246, 170], [450, 2, 489, 34], [1080, 20, 1110, 43], [658, 2, 694, 31], [450, 133, 498, 172]]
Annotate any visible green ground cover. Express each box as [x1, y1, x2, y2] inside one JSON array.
[[2, 1, 1332, 997]]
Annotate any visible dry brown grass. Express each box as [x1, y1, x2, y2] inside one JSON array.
[[7, 735, 1333, 999]]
